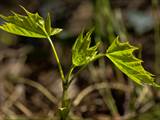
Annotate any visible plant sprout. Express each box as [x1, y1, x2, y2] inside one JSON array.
[[0, 6, 159, 120]]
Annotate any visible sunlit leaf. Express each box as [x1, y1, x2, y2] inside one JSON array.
[[0, 6, 62, 38], [72, 29, 100, 66], [106, 37, 159, 87]]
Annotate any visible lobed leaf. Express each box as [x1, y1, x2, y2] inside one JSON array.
[[106, 37, 159, 87], [0, 6, 62, 38], [72, 29, 100, 66]]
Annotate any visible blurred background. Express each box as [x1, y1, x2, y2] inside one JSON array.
[[0, 0, 160, 120]]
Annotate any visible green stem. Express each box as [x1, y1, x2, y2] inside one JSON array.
[[47, 36, 77, 120], [69, 65, 86, 85], [59, 85, 70, 120], [57, 64, 75, 120], [47, 36, 70, 120], [47, 36, 65, 81], [69, 53, 105, 84], [66, 65, 75, 83], [59, 66, 75, 120]]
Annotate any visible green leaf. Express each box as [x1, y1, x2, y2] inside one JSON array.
[[72, 29, 100, 66], [106, 37, 159, 87], [0, 6, 62, 38]]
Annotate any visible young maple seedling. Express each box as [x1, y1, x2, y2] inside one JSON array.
[[0, 6, 159, 120]]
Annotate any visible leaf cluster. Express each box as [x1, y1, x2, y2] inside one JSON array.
[[0, 6, 159, 88]]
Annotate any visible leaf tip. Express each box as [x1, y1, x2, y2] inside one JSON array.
[[19, 5, 31, 15]]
